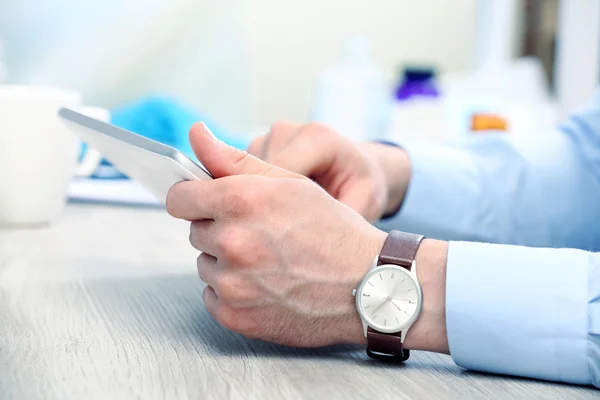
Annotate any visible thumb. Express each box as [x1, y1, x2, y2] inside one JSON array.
[[189, 122, 290, 178]]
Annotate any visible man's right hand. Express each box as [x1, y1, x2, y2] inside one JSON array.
[[248, 122, 412, 222]]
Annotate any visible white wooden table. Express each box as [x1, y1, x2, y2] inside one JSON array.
[[0, 204, 596, 399]]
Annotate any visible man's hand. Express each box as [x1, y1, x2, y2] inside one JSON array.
[[166, 123, 388, 347], [248, 122, 411, 222]]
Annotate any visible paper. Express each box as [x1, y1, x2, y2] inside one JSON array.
[[68, 178, 162, 206]]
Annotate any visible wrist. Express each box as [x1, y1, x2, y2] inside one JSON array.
[[403, 239, 449, 353], [360, 142, 411, 218], [344, 231, 449, 354]]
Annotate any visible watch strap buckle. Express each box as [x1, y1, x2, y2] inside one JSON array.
[[366, 347, 410, 362]]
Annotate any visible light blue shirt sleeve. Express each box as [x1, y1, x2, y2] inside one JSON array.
[[447, 242, 599, 387], [379, 93, 600, 386]]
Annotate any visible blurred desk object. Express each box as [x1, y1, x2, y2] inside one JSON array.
[[0, 204, 597, 399], [68, 178, 161, 207], [385, 57, 559, 144]]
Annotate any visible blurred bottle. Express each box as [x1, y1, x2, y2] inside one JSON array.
[[310, 36, 388, 142], [387, 66, 445, 142], [470, 113, 508, 133], [395, 68, 439, 100]]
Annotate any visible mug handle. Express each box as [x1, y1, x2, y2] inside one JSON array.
[[75, 146, 103, 177], [72, 106, 110, 178]]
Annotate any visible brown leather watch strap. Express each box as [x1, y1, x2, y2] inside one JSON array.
[[366, 328, 409, 361], [367, 230, 424, 361], [377, 231, 424, 269]]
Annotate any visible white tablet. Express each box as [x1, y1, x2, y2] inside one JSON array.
[[59, 107, 213, 202]]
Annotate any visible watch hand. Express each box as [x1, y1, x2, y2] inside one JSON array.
[[366, 291, 391, 300], [390, 300, 403, 312], [370, 299, 389, 316], [393, 298, 416, 303]]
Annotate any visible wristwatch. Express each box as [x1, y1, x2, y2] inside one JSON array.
[[352, 230, 424, 361]]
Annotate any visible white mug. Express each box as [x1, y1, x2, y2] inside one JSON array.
[[72, 106, 108, 177], [0, 85, 106, 227]]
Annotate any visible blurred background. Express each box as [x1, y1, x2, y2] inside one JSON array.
[[3, 0, 594, 131], [0, 0, 598, 206], [0, 0, 475, 132]]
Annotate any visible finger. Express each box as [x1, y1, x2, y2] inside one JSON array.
[[167, 177, 254, 221], [198, 253, 251, 304], [262, 121, 301, 161], [247, 135, 266, 156], [190, 219, 218, 254], [166, 180, 219, 220], [269, 125, 340, 176], [188, 123, 292, 178], [168, 174, 275, 221], [202, 285, 219, 318], [197, 252, 219, 285]]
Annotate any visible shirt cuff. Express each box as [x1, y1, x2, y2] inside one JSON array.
[[446, 241, 590, 385], [377, 143, 485, 241]]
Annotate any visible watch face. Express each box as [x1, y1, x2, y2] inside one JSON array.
[[356, 265, 421, 333]]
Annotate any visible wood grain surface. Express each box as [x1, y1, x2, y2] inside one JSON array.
[[0, 204, 596, 399]]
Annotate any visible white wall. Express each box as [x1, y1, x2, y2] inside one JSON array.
[[555, 0, 600, 116], [242, 0, 476, 126], [1, 0, 476, 131]]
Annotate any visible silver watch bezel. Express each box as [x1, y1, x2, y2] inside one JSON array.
[[355, 263, 423, 334]]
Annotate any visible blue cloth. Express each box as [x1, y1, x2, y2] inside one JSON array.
[[380, 92, 600, 387], [91, 96, 249, 179], [111, 96, 249, 161]]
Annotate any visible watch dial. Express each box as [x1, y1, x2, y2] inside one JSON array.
[[359, 267, 419, 331]]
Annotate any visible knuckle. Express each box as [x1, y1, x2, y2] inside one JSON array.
[[215, 226, 253, 264], [214, 273, 248, 303], [228, 192, 251, 216], [270, 120, 292, 135], [303, 122, 330, 136], [301, 122, 341, 145], [218, 305, 258, 335], [212, 273, 234, 297], [224, 184, 261, 217], [189, 221, 205, 250], [214, 230, 230, 255], [217, 305, 242, 332], [215, 226, 243, 256]]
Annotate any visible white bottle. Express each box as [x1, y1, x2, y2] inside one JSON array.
[[310, 36, 388, 142], [387, 68, 446, 143]]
